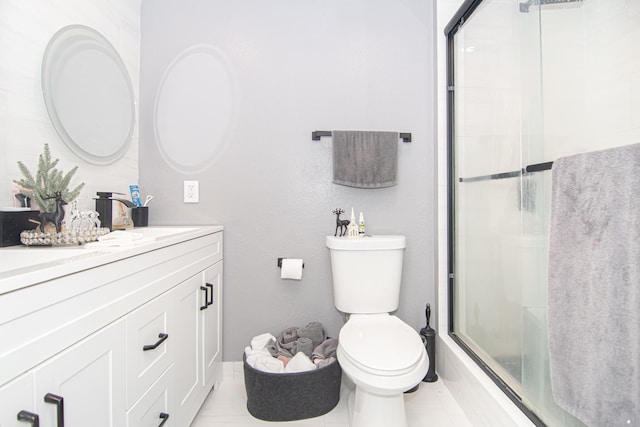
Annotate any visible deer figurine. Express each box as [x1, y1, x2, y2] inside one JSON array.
[[333, 208, 350, 236], [38, 191, 68, 233]]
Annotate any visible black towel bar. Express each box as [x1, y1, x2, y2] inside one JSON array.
[[312, 131, 412, 143]]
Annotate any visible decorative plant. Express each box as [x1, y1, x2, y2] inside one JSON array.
[[13, 144, 85, 213]]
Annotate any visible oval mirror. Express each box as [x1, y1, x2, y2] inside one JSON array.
[[42, 25, 135, 165], [154, 44, 237, 174]]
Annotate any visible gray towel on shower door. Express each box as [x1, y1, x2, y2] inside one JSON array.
[[332, 130, 399, 188], [547, 143, 640, 427]]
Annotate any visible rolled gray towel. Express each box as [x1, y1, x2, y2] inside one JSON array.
[[281, 327, 299, 344], [312, 338, 338, 362], [292, 337, 313, 358], [315, 356, 337, 368], [275, 326, 299, 358], [298, 322, 325, 349]]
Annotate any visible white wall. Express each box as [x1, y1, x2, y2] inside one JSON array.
[[139, 0, 438, 360], [541, 0, 640, 159], [0, 0, 140, 211]]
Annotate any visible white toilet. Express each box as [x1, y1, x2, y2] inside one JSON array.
[[326, 235, 428, 427]]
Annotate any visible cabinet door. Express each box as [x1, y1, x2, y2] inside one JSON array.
[[126, 290, 173, 408], [202, 262, 222, 389], [0, 373, 35, 427], [171, 274, 202, 425], [34, 320, 126, 427]]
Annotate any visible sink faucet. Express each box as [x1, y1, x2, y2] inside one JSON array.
[[95, 192, 135, 231]]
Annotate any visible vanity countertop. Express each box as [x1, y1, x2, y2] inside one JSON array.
[[0, 225, 223, 295]]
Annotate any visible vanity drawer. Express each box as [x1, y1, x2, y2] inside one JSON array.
[[127, 365, 174, 427], [126, 289, 174, 408]]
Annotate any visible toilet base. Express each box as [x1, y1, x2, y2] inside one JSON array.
[[347, 387, 408, 427]]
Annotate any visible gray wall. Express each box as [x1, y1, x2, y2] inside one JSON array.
[[139, 0, 438, 360]]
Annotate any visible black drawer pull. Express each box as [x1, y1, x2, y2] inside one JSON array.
[[200, 286, 208, 310], [44, 393, 64, 427], [17, 410, 39, 426], [143, 333, 169, 351], [206, 282, 214, 306], [158, 412, 169, 427]]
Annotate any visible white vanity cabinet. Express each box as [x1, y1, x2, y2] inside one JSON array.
[[0, 227, 223, 427], [173, 262, 223, 424]]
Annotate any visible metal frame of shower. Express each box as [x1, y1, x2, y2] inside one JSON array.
[[444, 1, 551, 425]]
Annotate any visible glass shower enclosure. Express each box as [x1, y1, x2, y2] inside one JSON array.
[[446, 0, 640, 425]]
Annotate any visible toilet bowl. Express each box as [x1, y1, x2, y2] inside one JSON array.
[[325, 235, 429, 427], [337, 314, 428, 427]]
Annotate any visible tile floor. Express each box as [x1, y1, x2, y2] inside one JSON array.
[[192, 362, 473, 427]]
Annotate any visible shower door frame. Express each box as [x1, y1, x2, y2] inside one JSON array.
[[444, 1, 545, 425]]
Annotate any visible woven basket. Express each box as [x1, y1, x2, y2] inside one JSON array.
[[243, 354, 342, 421]]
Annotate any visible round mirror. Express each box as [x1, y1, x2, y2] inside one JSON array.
[[42, 25, 135, 165]]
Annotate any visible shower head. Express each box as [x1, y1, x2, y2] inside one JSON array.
[[520, 0, 583, 13]]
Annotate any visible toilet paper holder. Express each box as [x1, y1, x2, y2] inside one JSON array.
[[277, 258, 304, 268]]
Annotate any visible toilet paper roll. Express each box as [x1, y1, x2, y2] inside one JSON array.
[[280, 258, 304, 280]]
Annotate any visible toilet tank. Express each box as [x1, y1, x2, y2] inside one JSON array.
[[325, 235, 406, 314]]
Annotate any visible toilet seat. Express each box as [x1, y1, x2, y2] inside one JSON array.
[[338, 314, 425, 377]]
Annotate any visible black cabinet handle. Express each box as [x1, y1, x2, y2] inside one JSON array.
[[200, 286, 208, 310], [44, 393, 64, 427], [17, 410, 39, 427], [143, 333, 169, 351], [206, 282, 214, 306], [158, 412, 169, 427]]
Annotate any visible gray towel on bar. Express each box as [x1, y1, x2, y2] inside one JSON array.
[[547, 143, 640, 427], [332, 130, 399, 188]]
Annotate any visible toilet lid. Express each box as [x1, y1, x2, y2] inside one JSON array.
[[339, 314, 425, 376]]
